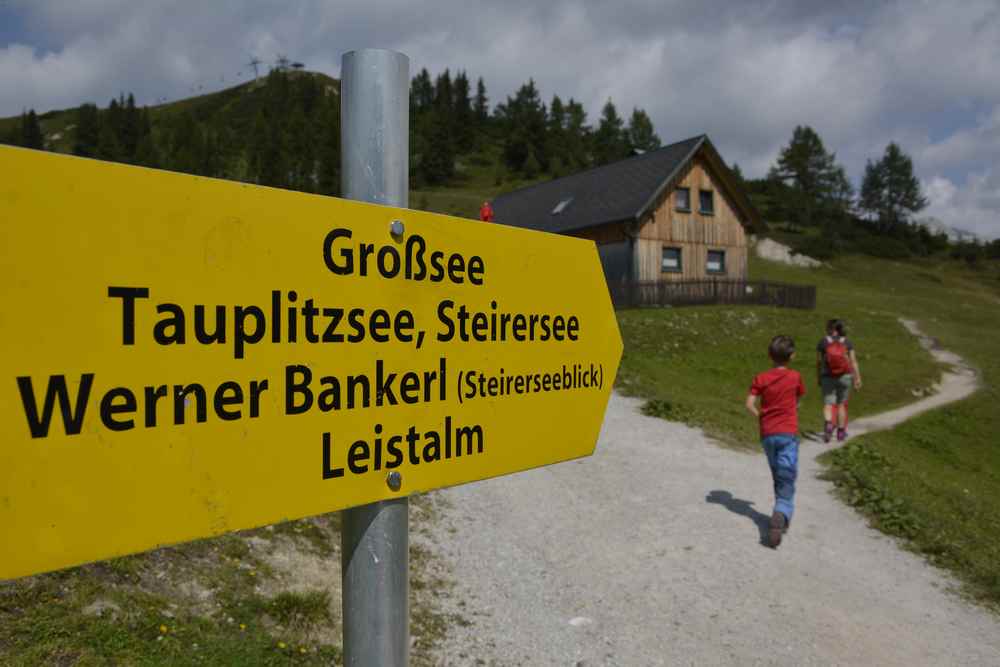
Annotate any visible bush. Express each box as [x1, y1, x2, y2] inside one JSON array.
[[774, 223, 805, 235], [857, 235, 911, 259], [790, 235, 837, 260], [951, 241, 985, 267], [828, 442, 922, 539], [465, 151, 493, 167]]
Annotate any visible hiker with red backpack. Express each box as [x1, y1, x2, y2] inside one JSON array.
[[817, 319, 862, 442]]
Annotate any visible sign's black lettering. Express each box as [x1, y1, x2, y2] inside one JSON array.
[[322, 228, 486, 286]]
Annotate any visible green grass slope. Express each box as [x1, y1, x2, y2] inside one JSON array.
[[0, 497, 455, 665], [0, 72, 341, 156], [617, 255, 944, 446], [817, 260, 1000, 608], [618, 252, 1000, 607]]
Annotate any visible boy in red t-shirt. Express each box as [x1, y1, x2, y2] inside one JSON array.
[[745, 335, 806, 548]]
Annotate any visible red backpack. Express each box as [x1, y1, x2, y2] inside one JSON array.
[[824, 336, 852, 377]]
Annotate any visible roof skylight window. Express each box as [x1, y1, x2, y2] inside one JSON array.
[[551, 197, 573, 215]]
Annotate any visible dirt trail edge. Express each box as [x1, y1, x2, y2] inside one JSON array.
[[848, 318, 978, 435], [419, 320, 999, 666]]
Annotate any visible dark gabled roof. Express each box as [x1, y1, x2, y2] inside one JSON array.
[[492, 134, 761, 235]]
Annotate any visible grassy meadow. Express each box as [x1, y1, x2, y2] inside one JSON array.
[[617, 253, 1000, 607], [616, 255, 946, 446], [0, 498, 456, 665]]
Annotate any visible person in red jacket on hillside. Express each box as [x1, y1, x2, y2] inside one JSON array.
[[746, 335, 806, 548], [479, 200, 494, 222], [817, 319, 862, 443]]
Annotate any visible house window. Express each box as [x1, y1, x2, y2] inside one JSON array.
[[706, 249, 726, 274], [662, 246, 682, 273], [699, 190, 714, 215], [675, 187, 691, 211]]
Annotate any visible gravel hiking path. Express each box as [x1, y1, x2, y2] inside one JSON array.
[[422, 321, 999, 666]]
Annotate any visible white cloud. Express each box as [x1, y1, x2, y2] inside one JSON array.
[[1, 0, 999, 236], [925, 171, 1000, 239], [919, 105, 1000, 173], [0, 40, 105, 113]]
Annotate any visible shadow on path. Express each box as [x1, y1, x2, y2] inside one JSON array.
[[706, 490, 771, 547]]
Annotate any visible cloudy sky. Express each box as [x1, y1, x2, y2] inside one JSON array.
[[2, 0, 998, 238]]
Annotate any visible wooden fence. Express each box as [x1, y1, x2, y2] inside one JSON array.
[[608, 279, 817, 310]]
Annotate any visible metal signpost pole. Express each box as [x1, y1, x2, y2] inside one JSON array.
[[339, 48, 410, 667]]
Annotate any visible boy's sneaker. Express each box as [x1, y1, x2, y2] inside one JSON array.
[[837, 428, 848, 442], [768, 511, 786, 548], [823, 422, 835, 443]]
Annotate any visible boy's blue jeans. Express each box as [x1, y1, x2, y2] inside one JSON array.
[[761, 433, 799, 522]]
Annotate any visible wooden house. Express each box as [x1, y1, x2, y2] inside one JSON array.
[[492, 135, 761, 285]]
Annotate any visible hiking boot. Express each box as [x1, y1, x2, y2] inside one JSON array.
[[823, 422, 835, 443], [768, 511, 786, 548], [837, 428, 848, 442]]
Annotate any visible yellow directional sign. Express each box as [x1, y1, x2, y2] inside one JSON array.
[[0, 146, 622, 579]]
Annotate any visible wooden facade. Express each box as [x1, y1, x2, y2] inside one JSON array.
[[572, 221, 630, 245], [634, 157, 748, 282], [493, 135, 757, 286]]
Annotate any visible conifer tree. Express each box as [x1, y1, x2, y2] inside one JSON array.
[[120, 93, 141, 162], [771, 126, 833, 196], [827, 165, 854, 215], [730, 162, 745, 184], [259, 112, 287, 187], [858, 159, 884, 224], [297, 73, 321, 116], [411, 69, 434, 114], [625, 107, 660, 152], [453, 71, 474, 152], [73, 104, 101, 157], [134, 108, 158, 166], [134, 133, 160, 168], [248, 110, 268, 183], [106, 97, 124, 149], [264, 69, 291, 114], [199, 128, 220, 177], [563, 99, 591, 168], [523, 150, 540, 179], [19, 110, 44, 149], [96, 121, 121, 161], [769, 125, 851, 227], [546, 95, 566, 169], [420, 110, 455, 185], [498, 79, 547, 173], [859, 142, 927, 233], [317, 94, 341, 196], [474, 77, 489, 127], [548, 96, 565, 133], [433, 69, 454, 120], [167, 112, 201, 175], [411, 70, 456, 182], [593, 99, 627, 165], [0, 121, 17, 146], [287, 107, 314, 191], [502, 127, 533, 175]]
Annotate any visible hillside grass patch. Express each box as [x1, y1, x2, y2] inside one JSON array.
[[816, 258, 1000, 608], [620, 252, 1000, 607], [616, 256, 942, 447], [0, 495, 455, 665]]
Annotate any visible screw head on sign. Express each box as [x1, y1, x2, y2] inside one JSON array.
[[386, 471, 402, 491], [389, 219, 405, 237]]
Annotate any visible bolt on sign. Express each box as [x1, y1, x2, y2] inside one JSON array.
[[0, 146, 623, 580]]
